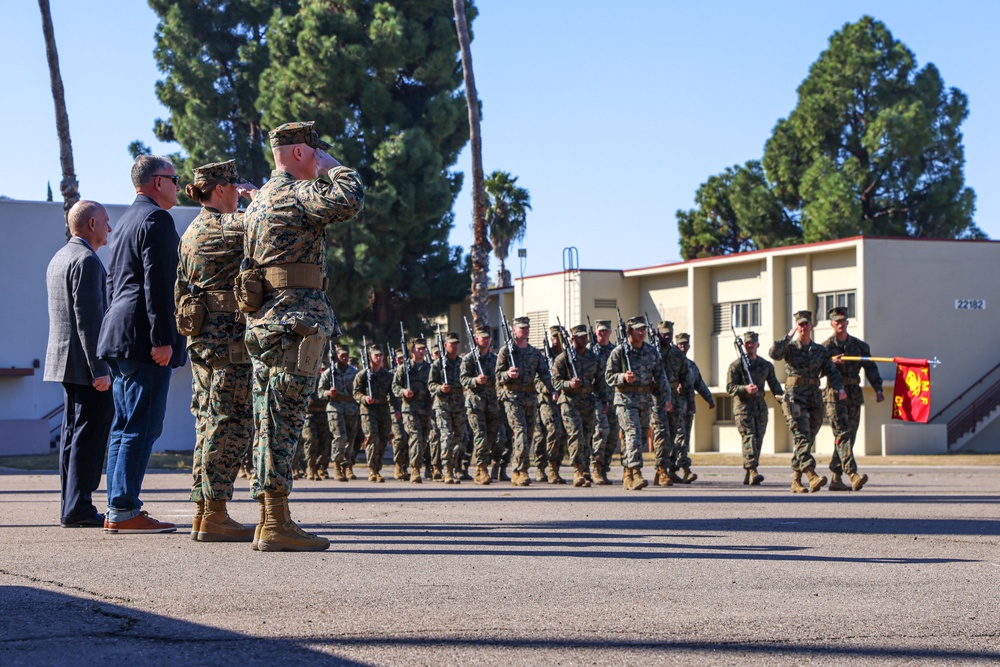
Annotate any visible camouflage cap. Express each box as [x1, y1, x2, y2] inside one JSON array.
[[595, 320, 611, 331], [369, 346, 384, 357], [444, 331, 460, 343], [675, 333, 690, 344], [334, 344, 350, 355], [548, 325, 562, 335], [192, 159, 240, 186], [512, 317, 530, 328], [743, 331, 759, 343], [794, 310, 813, 324], [657, 321, 674, 335], [828, 306, 848, 322], [626, 316, 647, 330], [268, 121, 331, 150], [410, 338, 427, 350], [571, 324, 588, 337], [474, 325, 491, 336]]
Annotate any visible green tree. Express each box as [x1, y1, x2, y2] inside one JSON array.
[[485, 170, 531, 286], [46, 181, 53, 202], [258, 0, 473, 340], [677, 161, 799, 260], [142, 0, 291, 187], [763, 15, 981, 241]]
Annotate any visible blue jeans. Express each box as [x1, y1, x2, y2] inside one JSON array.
[[106, 358, 172, 522]]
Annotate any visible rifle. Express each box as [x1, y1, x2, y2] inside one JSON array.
[[464, 315, 484, 376], [361, 336, 373, 399], [587, 315, 598, 350], [436, 325, 449, 385], [542, 330, 553, 370], [399, 322, 411, 392], [498, 305, 517, 370], [556, 316, 578, 378], [615, 307, 632, 373], [731, 317, 754, 387], [645, 311, 662, 356]]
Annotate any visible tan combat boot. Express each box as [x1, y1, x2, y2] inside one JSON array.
[[198, 499, 255, 543], [829, 472, 851, 491], [318, 465, 329, 480], [410, 466, 423, 483], [256, 493, 329, 552], [790, 470, 808, 493], [622, 467, 634, 490], [372, 467, 385, 483], [681, 467, 698, 484], [749, 468, 764, 485], [191, 500, 205, 540], [443, 465, 459, 484], [475, 465, 492, 485], [513, 469, 531, 487], [432, 465, 444, 482], [344, 464, 357, 480], [803, 466, 827, 493], [333, 462, 348, 482], [849, 472, 869, 491], [251, 496, 265, 551], [666, 469, 684, 484], [394, 463, 407, 481], [632, 468, 649, 490], [655, 466, 673, 487], [460, 463, 474, 481], [591, 463, 611, 486], [547, 465, 566, 485], [535, 463, 548, 483], [573, 465, 591, 488]]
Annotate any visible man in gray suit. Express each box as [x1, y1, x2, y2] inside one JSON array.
[[45, 201, 114, 527]]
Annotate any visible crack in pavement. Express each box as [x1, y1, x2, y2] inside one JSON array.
[[0, 567, 132, 604]]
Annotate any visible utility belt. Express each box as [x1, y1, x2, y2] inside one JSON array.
[[563, 386, 594, 396], [276, 319, 326, 377], [363, 398, 389, 406], [504, 381, 536, 393], [784, 376, 820, 387], [841, 378, 860, 386], [617, 384, 652, 394], [208, 341, 250, 368], [330, 394, 356, 404], [235, 261, 328, 313], [205, 290, 239, 313]]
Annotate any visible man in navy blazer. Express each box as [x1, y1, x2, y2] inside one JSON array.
[[97, 155, 187, 534], [45, 201, 114, 528]]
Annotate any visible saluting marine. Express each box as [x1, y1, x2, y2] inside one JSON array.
[[769, 310, 845, 494]]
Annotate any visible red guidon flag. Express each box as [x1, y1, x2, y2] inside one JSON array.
[[891, 358, 931, 423]]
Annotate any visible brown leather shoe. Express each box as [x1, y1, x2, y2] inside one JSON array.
[[105, 511, 177, 534]]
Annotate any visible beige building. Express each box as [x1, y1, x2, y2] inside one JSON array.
[[500, 236, 1000, 456]]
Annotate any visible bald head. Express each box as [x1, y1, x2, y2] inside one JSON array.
[[68, 200, 111, 249]]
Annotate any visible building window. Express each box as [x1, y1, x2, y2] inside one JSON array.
[[715, 396, 734, 423], [815, 291, 857, 320], [713, 300, 761, 334], [524, 310, 549, 348], [594, 298, 617, 309]]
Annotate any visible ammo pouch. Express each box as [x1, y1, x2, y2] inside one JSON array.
[[176, 291, 208, 336], [234, 265, 265, 314], [209, 341, 251, 369], [278, 320, 325, 377]]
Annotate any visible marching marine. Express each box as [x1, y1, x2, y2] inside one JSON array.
[[588, 320, 618, 485], [353, 345, 394, 483], [769, 311, 845, 493], [318, 344, 360, 482], [534, 326, 568, 483], [392, 338, 433, 483], [726, 331, 782, 485], [651, 321, 694, 486], [428, 332, 466, 484], [675, 333, 715, 463], [460, 324, 501, 485]]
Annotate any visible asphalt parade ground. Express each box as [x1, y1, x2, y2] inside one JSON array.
[[1, 464, 998, 666]]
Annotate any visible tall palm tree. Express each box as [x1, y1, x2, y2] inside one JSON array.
[[486, 171, 531, 288], [38, 0, 78, 236], [452, 0, 490, 326]]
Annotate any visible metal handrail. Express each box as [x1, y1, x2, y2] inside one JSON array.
[[946, 376, 1000, 448], [929, 360, 1000, 423]]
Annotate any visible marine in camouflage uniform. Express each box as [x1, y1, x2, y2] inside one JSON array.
[[426, 349, 444, 480], [675, 333, 715, 466], [429, 331, 466, 484], [769, 310, 845, 494], [301, 376, 332, 480], [496, 316, 556, 486], [392, 338, 432, 483], [650, 321, 694, 485], [353, 347, 393, 483], [726, 331, 782, 485], [819, 306, 883, 491], [552, 324, 610, 488], [589, 320, 618, 484], [176, 159, 256, 542], [317, 345, 360, 482], [533, 326, 568, 483], [460, 324, 500, 485], [242, 122, 363, 551], [606, 317, 670, 491]]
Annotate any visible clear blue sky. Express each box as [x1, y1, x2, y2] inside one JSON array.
[[3, 1, 998, 276]]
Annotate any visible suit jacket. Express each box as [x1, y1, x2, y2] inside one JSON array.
[[96, 195, 188, 368], [44, 237, 111, 385]]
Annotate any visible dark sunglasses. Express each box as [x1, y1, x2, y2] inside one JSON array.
[[152, 174, 180, 185]]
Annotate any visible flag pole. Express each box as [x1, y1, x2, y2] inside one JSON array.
[[841, 356, 941, 366]]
